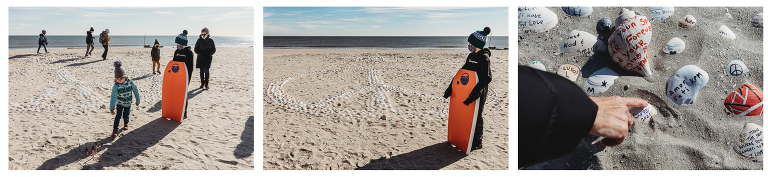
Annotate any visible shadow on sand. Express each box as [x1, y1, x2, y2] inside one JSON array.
[[9, 54, 38, 60], [522, 135, 606, 170], [65, 59, 106, 67], [356, 142, 466, 170], [234, 116, 254, 159]]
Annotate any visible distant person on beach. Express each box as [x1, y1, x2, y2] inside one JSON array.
[[194, 27, 216, 90], [518, 66, 649, 168], [151, 39, 161, 74], [85, 27, 95, 57], [109, 60, 141, 138], [173, 31, 194, 119], [99, 29, 110, 60], [443, 27, 493, 151], [37, 30, 48, 54]]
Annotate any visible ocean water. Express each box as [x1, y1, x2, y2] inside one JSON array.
[[9, 35, 253, 49], [263, 36, 509, 49]]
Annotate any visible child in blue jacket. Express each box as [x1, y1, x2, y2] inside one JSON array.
[[109, 60, 141, 138]]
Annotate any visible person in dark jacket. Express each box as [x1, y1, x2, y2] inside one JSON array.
[[172, 34, 194, 119], [194, 27, 216, 89], [518, 65, 649, 168], [37, 30, 48, 54], [443, 27, 493, 151], [151, 39, 161, 74], [85, 27, 95, 57], [100, 29, 110, 60]]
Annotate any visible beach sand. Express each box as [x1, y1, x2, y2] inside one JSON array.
[[8, 47, 254, 170], [263, 49, 509, 170], [518, 7, 763, 169]]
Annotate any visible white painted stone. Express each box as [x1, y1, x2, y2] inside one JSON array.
[[663, 37, 686, 55], [527, 61, 546, 71], [556, 64, 580, 82], [666, 65, 709, 106], [584, 67, 619, 94], [719, 25, 736, 40], [650, 7, 674, 20], [727, 60, 749, 76], [562, 6, 593, 17], [518, 7, 559, 34], [733, 123, 763, 162]]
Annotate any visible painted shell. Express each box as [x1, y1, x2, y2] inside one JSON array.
[[724, 84, 763, 116], [608, 14, 653, 76], [614, 8, 636, 28], [562, 6, 593, 17], [527, 61, 546, 71], [556, 64, 580, 82], [752, 13, 763, 28], [663, 37, 686, 55], [629, 104, 658, 123], [518, 7, 558, 34], [727, 60, 749, 76], [677, 15, 697, 28], [733, 123, 763, 162], [719, 25, 736, 40], [560, 30, 606, 54], [666, 65, 709, 106], [650, 6, 674, 20], [584, 67, 619, 94]]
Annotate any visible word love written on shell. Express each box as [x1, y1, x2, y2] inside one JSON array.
[[669, 72, 704, 102], [518, 7, 545, 33]]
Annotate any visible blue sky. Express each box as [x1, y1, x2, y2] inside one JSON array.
[[264, 7, 508, 36], [9, 7, 254, 36]]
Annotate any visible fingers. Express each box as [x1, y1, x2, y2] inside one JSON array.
[[622, 97, 649, 108], [600, 136, 626, 147]]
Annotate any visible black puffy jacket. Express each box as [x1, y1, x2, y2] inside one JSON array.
[[194, 35, 216, 68]]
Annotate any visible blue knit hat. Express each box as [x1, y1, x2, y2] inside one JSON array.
[[175, 33, 188, 46], [467, 30, 488, 49]]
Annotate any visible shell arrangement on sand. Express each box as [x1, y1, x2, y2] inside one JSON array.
[[719, 25, 737, 40], [560, 30, 606, 54], [556, 64, 580, 82], [663, 37, 686, 54], [608, 12, 653, 76], [562, 6, 593, 17], [650, 6, 675, 20], [519, 7, 558, 34], [724, 84, 763, 116], [629, 104, 658, 123], [733, 123, 763, 162], [584, 67, 619, 94], [666, 65, 709, 106], [727, 60, 749, 76], [527, 61, 546, 71], [678, 15, 697, 28], [752, 13, 763, 28]]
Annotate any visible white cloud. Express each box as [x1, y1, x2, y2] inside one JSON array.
[[300, 24, 320, 29], [370, 25, 381, 28], [264, 12, 274, 18], [189, 10, 253, 21], [154, 11, 175, 15], [263, 25, 298, 35]]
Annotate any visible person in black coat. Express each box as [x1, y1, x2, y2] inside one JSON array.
[[518, 65, 649, 168], [172, 39, 194, 119], [194, 27, 216, 89], [85, 27, 95, 57], [37, 30, 48, 54]]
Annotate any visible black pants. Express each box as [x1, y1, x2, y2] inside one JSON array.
[[86, 43, 94, 55], [102, 45, 108, 59]]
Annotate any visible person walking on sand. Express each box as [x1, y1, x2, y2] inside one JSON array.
[[85, 27, 95, 57], [99, 29, 110, 60], [443, 27, 493, 151], [151, 39, 161, 74], [194, 27, 216, 89], [37, 30, 49, 54], [172, 32, 194, 119], [109, 60, 141, 138]]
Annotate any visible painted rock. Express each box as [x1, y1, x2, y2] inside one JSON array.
[[614, 8, 636, 28], [752, 13, 763, 28], [608, 14, 653, 76], [650, 6, 674, 20], [727, 60, 749, 76], [518, 7, 558, 34], [584, 67, 619, 94], [732, 123, 763, 162], [677, 15, 697, 28], [629, 104, 658, 123], [560, 30, 606, 54], [562, 6, 593, 17], [556, 64, 580, 82], [719, 25, 736, 40], [663, 37, 686, 55], [724, 84, 763, 116], [666, 65, 709, 106], [527, 61, 546, 71], [596, 18, 613, 37]]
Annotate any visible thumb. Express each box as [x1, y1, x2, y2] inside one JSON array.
[[623, 97, 649, 108]]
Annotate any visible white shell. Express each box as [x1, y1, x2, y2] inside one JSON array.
[[733, 123, 763, 162], [727, 60, 749, 76], [752, 13, 763, 28], [614, 8, 636, 27], [650, 7, 674, 20], [663, 37, 686, 55], [518, 7, 558, 34], [666, 65, 709, 106], [556, 64, 580, 82], [677, 15, 697, 28], [527, 61, 546, 71], [629, 104, 658, 123], [608, 14, 653, 76], [719, 25, 736, 40], [562, 6, 593, 17], [584, 67, 618, 94], [560, 30, 605, 54]]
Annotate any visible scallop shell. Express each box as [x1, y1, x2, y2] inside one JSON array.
[[719, 25, 736, 40], [584, 67, 618, 94], [518, 7, 558, 34], [527, 61, 546, 71], [650, 7, 674, 20], [614, 8, 636, 28], [727, 60, 749, 76], [562, 6, 593, 17], [556, 64, 580, 82], [752, 13, 763, 28], [560, 30, 606, 54], [666, 65, 709, 106], [663, 37, 686, 55], [608, 14, 653, 76], [677, 15, 697, 28], [733, 123, 763, 162], [629, 104, 658, 123]]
